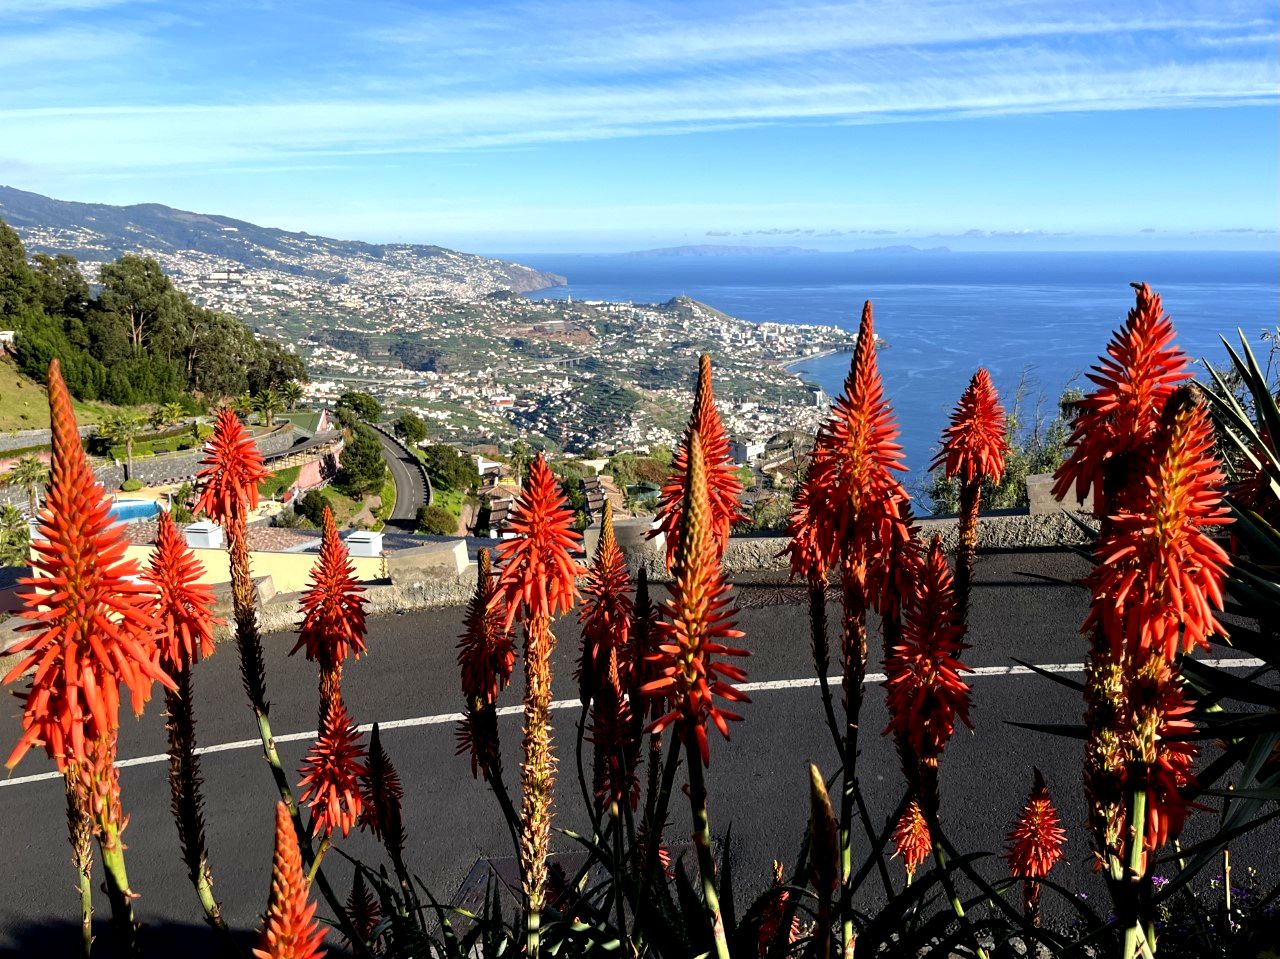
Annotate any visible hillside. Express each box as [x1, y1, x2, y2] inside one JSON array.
[[0, 354, 115, 432], [0, 185, 565, 294]]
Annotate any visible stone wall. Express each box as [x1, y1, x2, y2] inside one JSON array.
[[0, 424, 299, 509], [0, 426, 94, 454]]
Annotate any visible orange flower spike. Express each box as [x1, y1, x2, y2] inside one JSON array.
[[4, 360, 172, 771], [578, 502, 634, 698], [891, 800, 932, 880], [643, 431, 750, 766], [298, 698, 367, 839], [653, 354, 746, 565], [293, 507, 368, 668], [196, 407, 273, 526], [1004, 769, 1066, 879], [1085, 390, 1231, 660], [147, 511, 222, 673], [490, 454, 583, 629], [1052, 283, 1191, 514], [932, 368, 1006, 485], [254, 801, 327, 959], [883, 536, 973, 761]]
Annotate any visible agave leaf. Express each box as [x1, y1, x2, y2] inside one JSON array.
[[1004, 720, 1088, 739], [1180, 658, 1280, 708], [1011, 657, 1086, 693]]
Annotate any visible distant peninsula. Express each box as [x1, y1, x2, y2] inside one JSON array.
[[623, 244, 819, 257]]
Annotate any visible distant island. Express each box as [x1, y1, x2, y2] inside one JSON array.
[[624, 244, 819, 257], [851, 244, 951, 254]]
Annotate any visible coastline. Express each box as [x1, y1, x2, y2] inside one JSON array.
[[779, 345, 851, 371]]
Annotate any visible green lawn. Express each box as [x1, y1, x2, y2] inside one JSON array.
[[259, 465, 302, 500], [434, 486, 465, 521], [372, 475, 397, 530]]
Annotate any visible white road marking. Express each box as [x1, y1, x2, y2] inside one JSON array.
[[0, 657, 1266, 790]]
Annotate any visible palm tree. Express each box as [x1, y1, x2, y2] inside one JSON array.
[[252, 388, 281, 428], [0, 504, 29, 566], [2, 456, 48, 515], [101, 412, 145, 481], [279, 380, 304, 411], [151, 401, 185, 432]]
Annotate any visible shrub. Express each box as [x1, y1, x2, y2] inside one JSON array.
[[295, 488, 327, 527], [120, 479, 143, 492], [415, 504, 457, 535]]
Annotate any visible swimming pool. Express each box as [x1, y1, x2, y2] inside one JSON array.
[[109, 499, 161, 523]]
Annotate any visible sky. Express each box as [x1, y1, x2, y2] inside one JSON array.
[[1, 0, 1277, 253]]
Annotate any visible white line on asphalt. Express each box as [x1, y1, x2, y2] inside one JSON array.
[[0, 657, 1265, 790]]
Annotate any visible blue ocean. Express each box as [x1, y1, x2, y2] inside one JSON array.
[[515, 251, 1279, 498]]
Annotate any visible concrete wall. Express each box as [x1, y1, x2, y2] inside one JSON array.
[[122, 541, 386, 595]]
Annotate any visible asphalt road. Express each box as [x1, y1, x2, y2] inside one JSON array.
[[0, 549, 1270, 956], [371, 428, 426, 530]]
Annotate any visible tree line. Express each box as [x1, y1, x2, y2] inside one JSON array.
[[0, 218, 304, 406]]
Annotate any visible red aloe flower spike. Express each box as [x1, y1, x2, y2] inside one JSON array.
[[1004, 768, 1066, 879], [456, 548, 515, 781], [1085, 390, 1232, 661], [785, 301, 914, 615], [588, 655, 640, 811], [578, 501, 634, 701], [932, 368, 1007, 486], [883, 536, 973, 764], [293, 506, 368, 723], [358, 724, 405, 858], [1004, 768, 1065, 925], [148, 511, 223, 673], [757, 860, 804, 956], [344, 870, 382, 954], [1052, 283, 1191, 515], [490, 454, 583, 629], [932, 368, 1006, 609], [652, 354, 746, 566], [294, 506, 368, 669], [196, 407, 273, 526], [891, 800, 932, 881], [1126, 656, 1198, 864], [4, 359, 172, 771], [254, 801, 327, 959], [489, 453, 582, 947], [298, 698, 367, 839], [643, 431, 750, 767], [459, 548, 515, 704]]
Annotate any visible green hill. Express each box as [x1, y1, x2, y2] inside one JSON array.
[[0, 353, 118, 432]]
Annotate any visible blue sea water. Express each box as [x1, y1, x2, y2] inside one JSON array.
[[515, 251, 1279, 498]]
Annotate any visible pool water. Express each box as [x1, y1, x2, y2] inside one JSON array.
[[109, 499, 161, 523]]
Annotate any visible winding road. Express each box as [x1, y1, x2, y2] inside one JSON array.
[[371, 425, 428, 531]]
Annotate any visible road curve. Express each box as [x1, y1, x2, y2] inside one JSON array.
[[371, 425, 427, 530]]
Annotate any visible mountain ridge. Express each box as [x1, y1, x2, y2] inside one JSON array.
[[0, 185, 566, 294]]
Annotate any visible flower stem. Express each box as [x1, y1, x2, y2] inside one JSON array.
[[307, 834, 331, 885], [98, 822, 140, 959], [164, 670, 234, 946], [520, 617, 557, 958], [1121, 789, 1150, 959], [684, 733, 730, 959], [808, 577, 844, 760], [954, 478, 981, 614], [64, 772, 94, 959], [225, 516, 376, 959]]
